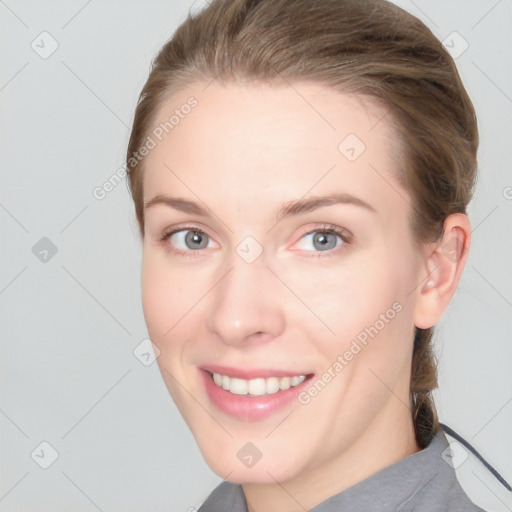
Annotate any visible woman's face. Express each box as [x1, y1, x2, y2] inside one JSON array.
[[141, 82, 426, 483]]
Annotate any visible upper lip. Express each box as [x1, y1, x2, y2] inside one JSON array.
[[201, 364, 312, 380]]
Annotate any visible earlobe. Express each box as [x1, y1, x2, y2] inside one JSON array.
[[414, 213, 471, 329]]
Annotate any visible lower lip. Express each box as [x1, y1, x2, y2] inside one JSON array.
[[200, 369, 312, 421]]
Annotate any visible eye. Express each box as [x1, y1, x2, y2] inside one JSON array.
[[159, 227, 215, 256], [294, 225, 350, 254], [158, 224, 351, 258]]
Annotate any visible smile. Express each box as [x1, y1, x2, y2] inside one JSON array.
[[211, 372, 306, 396], [200, 366, 313, 420]]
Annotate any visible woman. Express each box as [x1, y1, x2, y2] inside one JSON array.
[[125, 0, 507, 509]]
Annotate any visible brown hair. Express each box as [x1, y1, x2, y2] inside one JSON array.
[[126, 0, 478, 448]]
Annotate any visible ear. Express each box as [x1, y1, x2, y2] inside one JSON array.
[[413, 213, 471, 329]]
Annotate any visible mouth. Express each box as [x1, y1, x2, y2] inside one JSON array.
[[199, 365, 314, 421], [211, 371, 307, 396]]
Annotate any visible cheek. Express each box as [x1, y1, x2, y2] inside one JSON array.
[[277, 253, 408, 344], [307, 248, 417, 394], [141, 252, 200, 409], [141, 252, 190, 343], [280, 248, 419, 400]]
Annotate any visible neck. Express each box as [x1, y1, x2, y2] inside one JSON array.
[[242, 407, 419, 512]]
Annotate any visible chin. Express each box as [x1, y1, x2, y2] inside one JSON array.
[[209, 459, 301, 485], [194, 433, 309, 485]]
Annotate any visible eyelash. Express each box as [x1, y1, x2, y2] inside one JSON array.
[[158, 224, 352, 259]]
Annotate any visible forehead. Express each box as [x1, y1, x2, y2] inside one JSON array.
[[142, 81, 403, 218]]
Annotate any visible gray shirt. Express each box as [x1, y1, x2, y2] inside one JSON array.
[[198, 430, 485, 511]]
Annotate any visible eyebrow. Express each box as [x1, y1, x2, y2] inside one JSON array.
[[144, 193, 377, 221]]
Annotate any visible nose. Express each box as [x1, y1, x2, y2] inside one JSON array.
[[204, 255, 286, 347]]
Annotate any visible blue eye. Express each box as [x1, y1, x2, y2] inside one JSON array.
[[172, 229, 210, 250], [159, 224, 351, 258], [160, 227, 214, 257], [295, 226, 349, 253]]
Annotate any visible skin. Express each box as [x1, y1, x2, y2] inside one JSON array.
[[139, 81, 470, 512]]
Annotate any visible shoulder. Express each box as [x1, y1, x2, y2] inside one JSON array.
[[402, 472, 485, 512], [400, 431, 486, 512]]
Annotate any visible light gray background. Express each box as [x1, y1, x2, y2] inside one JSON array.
[[1, 0, 511, 510]]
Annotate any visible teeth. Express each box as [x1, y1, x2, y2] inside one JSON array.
[[248, 378, 266, 396], [291, 375, 303, 386], [229, 377, 248, 395], [279, 376, 291, 390], [211, 372, 306, 396]]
